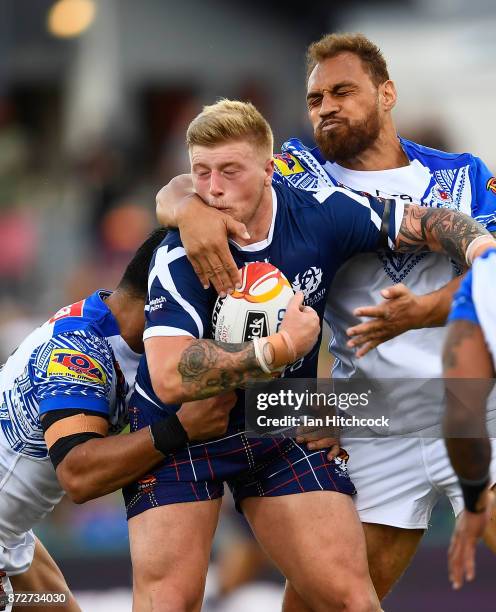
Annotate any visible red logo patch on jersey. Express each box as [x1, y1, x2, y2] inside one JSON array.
[[486, 177, 496, 195], [49, 300, 85, 324]]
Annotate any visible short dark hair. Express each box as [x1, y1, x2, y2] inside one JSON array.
[[117, 228, 167, 298], [306, 32, 389, 87]]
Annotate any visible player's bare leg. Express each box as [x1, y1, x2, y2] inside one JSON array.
[[361, 523, 424, 600], [128, 498, 222, 612], [243, 491, 380, 612], [482, 486, 496, 552], [9, 537, 80, 612]]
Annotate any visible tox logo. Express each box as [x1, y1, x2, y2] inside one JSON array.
[[48, 349, 106, 384]]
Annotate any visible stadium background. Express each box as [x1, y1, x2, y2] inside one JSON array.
[[1, 0, 495, 609]]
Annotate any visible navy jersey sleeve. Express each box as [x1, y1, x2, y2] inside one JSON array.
[[469, 156, 496, 233], [35, 330, 114, 416], [313, 186, 403, 262], [448, 271, 478, 325], [143, 231, 211, 341]]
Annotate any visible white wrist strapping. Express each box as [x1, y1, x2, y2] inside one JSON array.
[[253, 337, 272, 374], [465, 235, 496, 266]]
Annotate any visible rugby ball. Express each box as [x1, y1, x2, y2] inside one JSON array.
[[212, 262, 294, 343]]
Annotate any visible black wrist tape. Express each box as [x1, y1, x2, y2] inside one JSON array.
[[149, 414, 189, 455], [459, 476, 490, 513]]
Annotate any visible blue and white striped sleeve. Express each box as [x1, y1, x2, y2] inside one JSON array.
[[448, 271, 478, 325], [143, 232, 212, 341]]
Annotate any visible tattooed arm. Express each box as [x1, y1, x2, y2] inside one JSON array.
[[146, 292, 320, 404], [443, 318, 495, 589], [443, 319, 494, 482], [395, 204, 495, 262]]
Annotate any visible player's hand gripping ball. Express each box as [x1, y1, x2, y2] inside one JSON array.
[[212, 262, 294, 343]]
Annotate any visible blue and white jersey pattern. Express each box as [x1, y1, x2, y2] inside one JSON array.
[[0, 291, 140, 459], [135, 182, 401, 427], [273, 137, 496, 381], [449, 248, 496, 367]]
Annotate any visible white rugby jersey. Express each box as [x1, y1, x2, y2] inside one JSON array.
[[0, 291, 140, 534], [274, 137, 496, 380], [0, 290, 139, 458]]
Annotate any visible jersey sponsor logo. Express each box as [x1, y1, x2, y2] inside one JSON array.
[[49, 300, 85, 324], [273, 153, 304, 176], [47, 349, 107, 384], [487, 177, 496, 195], [243, 311, 269, 341]]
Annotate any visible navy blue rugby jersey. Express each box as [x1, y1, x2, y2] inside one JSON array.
[[135, 181, 403, 426]]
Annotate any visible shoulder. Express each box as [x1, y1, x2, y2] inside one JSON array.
[[400, 136, 476, 166]]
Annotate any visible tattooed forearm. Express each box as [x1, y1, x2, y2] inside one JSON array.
[[443, 320, 494, 481], [177, 339, 271, 399], [396, 204, 489, 263], [442, 321, 478, 370]]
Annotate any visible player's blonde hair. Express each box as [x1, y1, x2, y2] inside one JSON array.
[[186, 99, 273, 158], [306, 32, 389, 87]]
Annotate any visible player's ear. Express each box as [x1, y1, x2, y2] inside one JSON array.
[[264, 157, 275, 186], [380, 80, 397, 112]]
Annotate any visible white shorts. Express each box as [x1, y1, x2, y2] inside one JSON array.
[[0, 438, 63, 576], [342, 436, 496, 530]]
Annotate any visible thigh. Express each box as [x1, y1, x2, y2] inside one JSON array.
[[129, 498, 222, 612], [243, 491, 380, 612], [363, 522, 423, 601], [10, 538, 80, 612]]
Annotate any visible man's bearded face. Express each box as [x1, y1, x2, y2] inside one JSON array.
[[314, 100, 381, 163]]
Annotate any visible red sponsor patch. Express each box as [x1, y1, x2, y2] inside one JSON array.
[[486, 177, 496, 195], [49, 299, 85, 324]]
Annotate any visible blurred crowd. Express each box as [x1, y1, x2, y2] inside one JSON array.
[[2, 1, 496, 609]]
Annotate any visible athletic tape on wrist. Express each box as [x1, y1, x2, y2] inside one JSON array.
[[253, 337, 272, 374], [465, 235, 496, 266], [279, 330, 297, 363]]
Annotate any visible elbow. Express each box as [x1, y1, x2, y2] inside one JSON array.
[[152, 376, 185, 405], [58, 470, 92, 504], [56, 457, 94, 504]]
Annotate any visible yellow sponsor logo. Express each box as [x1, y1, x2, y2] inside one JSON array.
[[47, 349, 107, 385], [273, 153, 304, 176]]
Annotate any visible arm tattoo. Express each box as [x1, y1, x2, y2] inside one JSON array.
[[443, 320, 493, 481], [396, 204, 490, 263], [177, 339, 270, 399], [442, 320, 478, 370]]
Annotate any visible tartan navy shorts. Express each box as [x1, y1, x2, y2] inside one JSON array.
[[123, 393, 356, 520]]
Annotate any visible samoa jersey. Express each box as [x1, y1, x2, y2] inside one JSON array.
[[273, 137, 496, 381], [0, 290, 140, 460], [134, 181, 402, 428], [449, 248, 496, 369]]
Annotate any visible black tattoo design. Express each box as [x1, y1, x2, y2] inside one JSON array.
[[396, 205, 490, 263], [177, 339, 270, 399], [442, 320, 478, 370]]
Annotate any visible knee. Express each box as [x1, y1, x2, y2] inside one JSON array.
[[340, 590, 380, 612], [134, 579, 203, 612]]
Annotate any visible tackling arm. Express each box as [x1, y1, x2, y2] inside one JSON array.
[[45, 394, 236, 503], [156, 174, 247, 293], [443, 320, 494, 487], [395, 204, 495, 262]]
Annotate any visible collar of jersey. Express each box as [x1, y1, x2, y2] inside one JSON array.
[[228, 186, 278, 253], [85, 289, 121, 337]]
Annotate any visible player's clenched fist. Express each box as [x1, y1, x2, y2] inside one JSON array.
[[280, 292, 320, 359], [177, 392, 237, 441]]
